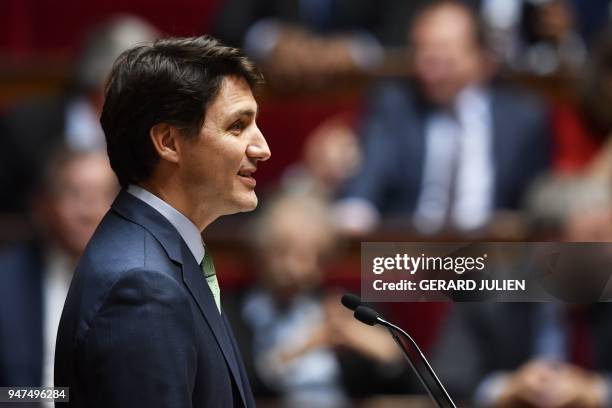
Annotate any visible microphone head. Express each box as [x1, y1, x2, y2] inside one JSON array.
[[341, 293, 362, 311], [354, 305, 380, 326]]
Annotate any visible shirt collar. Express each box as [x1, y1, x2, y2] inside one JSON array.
[[127, 185, 205, 264], [454, 85, 490, 118]]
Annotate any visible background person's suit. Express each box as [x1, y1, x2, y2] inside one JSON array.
[[0, 242, 44, 387], [340, 80, 551, 217]]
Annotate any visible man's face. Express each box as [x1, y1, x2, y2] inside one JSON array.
[[178, 76, 270, 216], [411, 5, 485, 106]]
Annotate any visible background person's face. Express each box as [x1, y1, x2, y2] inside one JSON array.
[[41, 154, 117, 257], [411, 5, 485, 106], [260, 212, 326, 304], [179, 76, 270, 217]]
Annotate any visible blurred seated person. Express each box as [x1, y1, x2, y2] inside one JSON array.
[[524, 174, 612, 240], [335, 1, 551, 235], [224, 194, 416, 406], [0, 148, 117, 387], [0, 15, 157, 213], [212, 0, 431, 88], [433, 302, 612, 407], [280, 114, 361, 200], [553, 26, 612, 179], [433, 177, 612, 407], [481, 0, 588, 75]]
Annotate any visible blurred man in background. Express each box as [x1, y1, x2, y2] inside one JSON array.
[[0, 15, 157, 213], [280, 114, 362, 200], [433, 177, 612, 407], [481, 0, 587, 75], [0, 148, 117, 388], [336, 0, 551, 235], [226, 194, 415, 407]]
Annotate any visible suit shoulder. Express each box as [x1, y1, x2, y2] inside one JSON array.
[[79, 213, 146, 275], [367, 78, 415, 109], [80, 210, 175, 279], [65, 211, 181, 331], [492, 85, 549, 116]]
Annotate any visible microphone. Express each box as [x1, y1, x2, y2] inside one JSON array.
[[340, 293, 362, 311], [344, 298, 456, 408], [354, 305, 378, 325]]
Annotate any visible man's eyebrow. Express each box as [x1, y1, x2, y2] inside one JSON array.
[[230, 108, 258, 120]]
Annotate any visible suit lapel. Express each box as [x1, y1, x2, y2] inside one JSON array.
[[409, 103, 426, 208], [490, 90, 512, 207], [385, 85, 426, 213], [180, 243, 247, 407], [222, 314, 255, 407]]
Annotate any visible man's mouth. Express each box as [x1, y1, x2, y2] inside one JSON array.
[[237, 168, 257, 187]]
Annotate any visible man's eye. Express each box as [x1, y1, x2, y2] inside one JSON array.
[[229, 121, 245, 133]]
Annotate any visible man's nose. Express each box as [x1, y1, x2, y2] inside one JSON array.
[[247, 125, 271, 162]]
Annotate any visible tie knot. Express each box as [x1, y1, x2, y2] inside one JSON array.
[[201, 250, 216, 279]]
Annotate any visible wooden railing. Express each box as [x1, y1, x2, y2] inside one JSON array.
[[0, 50, 578, 109]]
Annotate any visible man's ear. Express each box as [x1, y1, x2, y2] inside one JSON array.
[[150, 123, 181, 164]]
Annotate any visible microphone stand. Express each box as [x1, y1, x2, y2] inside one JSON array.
[[377, 315, 457, 408], [342, 295, 457, 407]]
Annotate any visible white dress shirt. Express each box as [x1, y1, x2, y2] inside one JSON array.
[[414, 86, 494, 233], [42, 248, 72, 397]]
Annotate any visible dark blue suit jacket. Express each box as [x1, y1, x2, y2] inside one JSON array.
[[0, 242, 44, 387], [341, 80, 551, 216], [55, 191, 255, 407]]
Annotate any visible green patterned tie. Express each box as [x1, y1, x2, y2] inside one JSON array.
[[201, 248, 221, 313]]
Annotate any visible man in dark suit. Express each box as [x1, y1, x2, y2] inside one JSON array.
[[336, 1, 550, 234], [0, 149, 116, 388], [54, 36, 271, 407]]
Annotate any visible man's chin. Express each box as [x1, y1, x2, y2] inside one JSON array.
[[241, 197, 258, 212], [232, 193, 259, 213]]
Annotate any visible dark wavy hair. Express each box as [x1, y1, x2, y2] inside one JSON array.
[[100, 35, 263, 187]]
